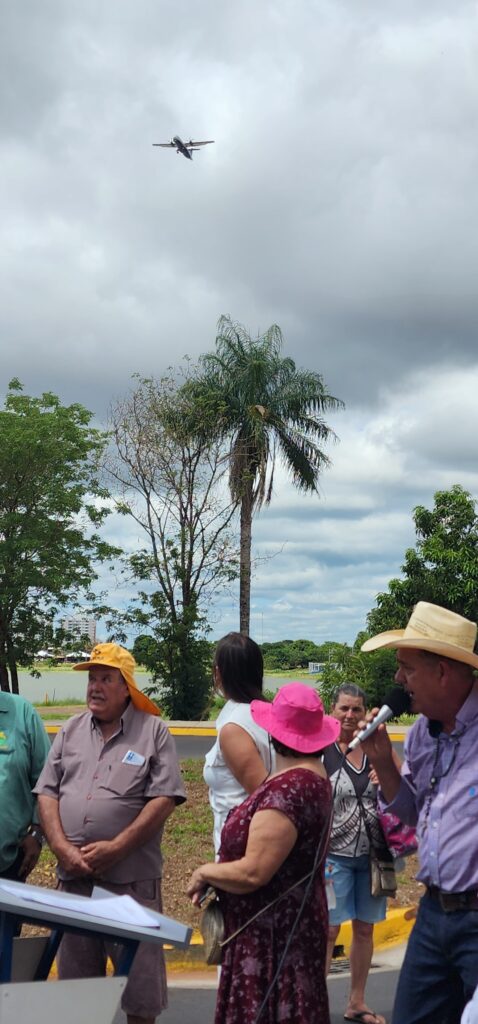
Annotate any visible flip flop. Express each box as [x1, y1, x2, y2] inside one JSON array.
[[344, 1012, 386, 1024]]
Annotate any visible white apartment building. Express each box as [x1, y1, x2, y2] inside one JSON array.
[[61, 615, 97, 646]]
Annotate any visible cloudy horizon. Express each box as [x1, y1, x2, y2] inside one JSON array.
[[2, 0, 478, 646]]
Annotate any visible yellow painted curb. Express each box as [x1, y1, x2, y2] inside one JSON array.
[[44, 724, 406, 739], [163, 909, 416, 973], [169, 727, 216, 736], [45, 724, 217, 737], [337, 907, 415, 955], [45, 911, 415, 978]]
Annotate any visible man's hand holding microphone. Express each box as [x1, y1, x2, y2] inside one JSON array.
[[351, 687, 410, 803]]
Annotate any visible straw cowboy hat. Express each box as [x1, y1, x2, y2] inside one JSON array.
[[361, 602, 478, 670], [74, 642, 160, 716], [251, 682, 340, 754]]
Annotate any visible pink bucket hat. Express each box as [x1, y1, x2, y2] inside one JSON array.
[[251, 682, 340, 754]]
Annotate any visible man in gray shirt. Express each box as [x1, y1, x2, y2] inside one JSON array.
[[35, 642, 186, 1024]]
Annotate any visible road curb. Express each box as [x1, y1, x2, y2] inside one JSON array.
[[44, 909, 415, 979], [162, 906, 416, 973], [44, 721, 406, 739], [333, 906, 415, 958]]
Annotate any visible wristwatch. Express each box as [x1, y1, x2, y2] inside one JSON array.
[[28, 827, 45, 848]]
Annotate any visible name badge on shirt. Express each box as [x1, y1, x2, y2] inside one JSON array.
[[122, 750, 145, 767]]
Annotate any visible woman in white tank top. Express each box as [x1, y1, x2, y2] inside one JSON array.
[[203, 633, 274, 854]]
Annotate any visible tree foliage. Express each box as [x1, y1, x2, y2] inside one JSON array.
[[187, 315, 344, 635], [0, 380, 117, 693], [130, 599, 213, 720], [107, 372, 239, 719], [367, 485, 478, 634], [261, 639, 343, 671], [318, 643, 398, 711]]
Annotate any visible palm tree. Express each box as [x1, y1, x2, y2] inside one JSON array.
[[191, 315, 344, 636]]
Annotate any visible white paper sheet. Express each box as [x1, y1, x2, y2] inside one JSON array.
[[0, 882, 161, 929]]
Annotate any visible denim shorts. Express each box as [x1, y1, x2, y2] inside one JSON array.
[[326, 852, 387, 925]]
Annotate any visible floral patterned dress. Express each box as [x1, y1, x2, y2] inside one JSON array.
[[215, 767, 332, 1024]]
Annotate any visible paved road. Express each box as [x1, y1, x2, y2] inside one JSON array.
[[174, 735, 405, 761], [175, 735, 215, 759], [113, 961, 401, 1023]]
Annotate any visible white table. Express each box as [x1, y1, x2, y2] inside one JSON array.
[[0, 879, 192, 984]]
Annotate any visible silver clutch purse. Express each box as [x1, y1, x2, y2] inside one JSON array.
[[200, 893, 225, 965]]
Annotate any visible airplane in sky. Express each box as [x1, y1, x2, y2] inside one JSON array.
[[152, 136, 215, 160]]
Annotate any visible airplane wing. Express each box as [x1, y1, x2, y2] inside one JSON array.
[[187, 140, 215, 147], [152, 142, 175, 147]]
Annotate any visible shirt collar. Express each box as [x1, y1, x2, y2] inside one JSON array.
[[0, 694, 12, 714], [455, 678, 478, 731]]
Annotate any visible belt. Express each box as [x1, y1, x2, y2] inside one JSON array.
[[426, 886, 478, 912]]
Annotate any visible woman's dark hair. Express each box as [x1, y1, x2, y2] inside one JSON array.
[[214, 632, 265, 703], [271, 736, 322, 759], [331, 683, 367, 708]]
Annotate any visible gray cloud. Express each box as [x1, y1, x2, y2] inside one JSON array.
[[2, 1, 477, 643]]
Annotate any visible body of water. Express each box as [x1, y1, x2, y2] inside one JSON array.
[[17, 669, 152, 703], [17, 669, 318, 703]]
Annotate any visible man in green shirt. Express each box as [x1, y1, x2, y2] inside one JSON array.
[[0, 692, 51, 880]]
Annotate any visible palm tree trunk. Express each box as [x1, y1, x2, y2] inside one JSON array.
[[239, 480, 253, 636], [7, 643, 19, 695], [0, 647, 10, 692]]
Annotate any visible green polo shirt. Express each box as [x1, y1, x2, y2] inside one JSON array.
[[0, 692, 51, 872]]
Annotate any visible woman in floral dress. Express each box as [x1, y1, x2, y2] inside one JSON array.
[[188, 682, 340, 1024]]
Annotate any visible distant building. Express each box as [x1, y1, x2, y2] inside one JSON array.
[[308, 662, 338, 674], [61, 615, 97, 646]]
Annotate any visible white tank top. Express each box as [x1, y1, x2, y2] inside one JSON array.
[[203, 700, 274, 854]]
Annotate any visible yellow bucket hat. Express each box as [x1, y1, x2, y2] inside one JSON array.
[[74, 642, 161, 716]]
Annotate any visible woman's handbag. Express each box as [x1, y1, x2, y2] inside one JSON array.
[[377, 809, 418, 859], [198, 865, 322, 965], [200, 894, 225, 965], [355, 791, 398, 899], [369, 847, 397, 898]]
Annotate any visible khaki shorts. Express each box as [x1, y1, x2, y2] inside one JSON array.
[[57, 877, 167, 1018]]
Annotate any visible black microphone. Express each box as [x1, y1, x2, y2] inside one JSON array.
[[428, 719, 442, 738], [346, 687, 411, 752]]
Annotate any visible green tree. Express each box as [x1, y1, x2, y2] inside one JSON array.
[[318, 643, 398, 710], [130, 599, 213, 720], [0, 380, 117, 693], [261, 638, 330, 671], [367, 485, 478, 634], [188, 316, 344, 635], [107, 372, 239, 719]]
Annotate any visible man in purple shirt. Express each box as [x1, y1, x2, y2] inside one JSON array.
[[359, 602, 478, 1024], [35, 643, 186, 1024]]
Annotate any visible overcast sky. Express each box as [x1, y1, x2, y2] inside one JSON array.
[[2, 1, 478, 646]]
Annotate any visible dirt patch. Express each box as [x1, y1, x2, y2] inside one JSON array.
[[389, 855, 424, 910]]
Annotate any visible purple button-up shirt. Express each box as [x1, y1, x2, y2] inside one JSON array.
[[384, 679, 478, 892]]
